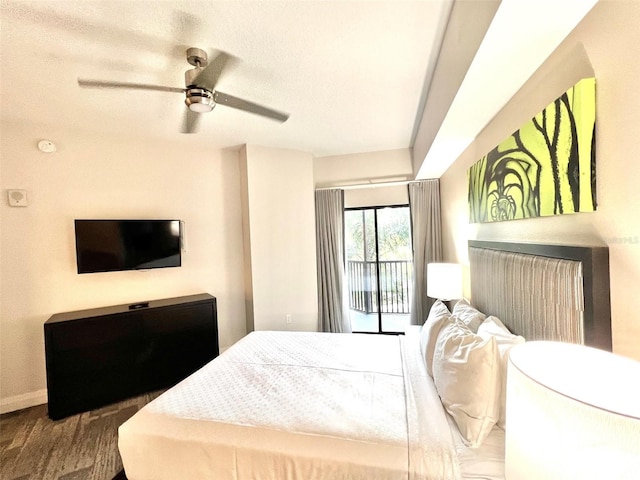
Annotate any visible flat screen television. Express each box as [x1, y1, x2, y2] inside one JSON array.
[[75, 219, 182, 274]]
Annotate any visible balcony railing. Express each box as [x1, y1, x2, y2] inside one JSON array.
[[347, 260, 413, 314]]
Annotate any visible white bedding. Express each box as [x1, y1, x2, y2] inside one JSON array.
[[119, 330, 504, 479], [453, 420, 505, 480]]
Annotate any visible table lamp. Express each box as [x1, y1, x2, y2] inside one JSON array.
[[506, 341, 640, 479], [426, 262, 463, 300]]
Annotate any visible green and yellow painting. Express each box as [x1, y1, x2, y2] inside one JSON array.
[[468, 77, 596, 223]]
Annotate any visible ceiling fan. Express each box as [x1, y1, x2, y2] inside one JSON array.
[[78, 47, 289, 133]]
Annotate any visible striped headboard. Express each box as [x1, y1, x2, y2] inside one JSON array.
[[469, 240, 612, 351]]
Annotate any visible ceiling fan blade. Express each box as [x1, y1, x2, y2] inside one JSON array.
[[214, 91, 289, 123], [78, 79, 185, 93], [191, 51, 236, 90], [181, 108, 201, 134]]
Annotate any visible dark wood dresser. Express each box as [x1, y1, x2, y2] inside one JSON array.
[[44, 293, 218, 420]]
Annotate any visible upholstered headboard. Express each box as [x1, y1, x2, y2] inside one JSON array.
[[469, 240, 612, 351]]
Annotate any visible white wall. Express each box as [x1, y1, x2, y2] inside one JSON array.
[[239, 147, 255, 333], [343, 186, 408, 209], [439, 1, 640, 361], [314, 148, 412, 206], [0, 121, 247, 412], [241, 145, 318, 332]]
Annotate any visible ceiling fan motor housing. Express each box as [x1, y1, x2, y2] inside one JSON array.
[[185, 87, 215, 113], [184, 66, 215, 112]]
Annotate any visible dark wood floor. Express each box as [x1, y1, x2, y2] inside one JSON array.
[[0, 392, 161, 480]]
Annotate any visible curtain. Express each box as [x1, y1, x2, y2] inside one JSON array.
[[315, 189, 351, 333], [408, 179, 443, 325]]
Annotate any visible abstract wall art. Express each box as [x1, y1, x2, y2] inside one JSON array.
[[468, 77, 596, 223]]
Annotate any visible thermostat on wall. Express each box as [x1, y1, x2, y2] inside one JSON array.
[[8, 189, 28, 207]]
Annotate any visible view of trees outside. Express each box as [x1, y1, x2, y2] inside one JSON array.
[[345, 207, 412, 262], [344, 206, 413, 333]]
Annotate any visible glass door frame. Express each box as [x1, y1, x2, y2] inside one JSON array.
[[344, 204, 412, 335]]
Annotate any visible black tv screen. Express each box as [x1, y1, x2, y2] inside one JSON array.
[[75, 220, 181, 274]]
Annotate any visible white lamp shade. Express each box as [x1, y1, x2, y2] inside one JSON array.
[[506, 341, 640, 480], [426, 263, 463, 300]]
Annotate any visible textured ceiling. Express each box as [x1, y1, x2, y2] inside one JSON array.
[[0, 0, 452, 158]]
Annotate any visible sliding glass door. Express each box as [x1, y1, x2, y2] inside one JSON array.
[[344, 205, 413, 333]]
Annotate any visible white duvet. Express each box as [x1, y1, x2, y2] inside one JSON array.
[[119, 330, 463, 479]]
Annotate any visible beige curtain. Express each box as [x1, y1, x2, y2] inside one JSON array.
[[315, 189, 351, 333], [408, 180, 443, 325]]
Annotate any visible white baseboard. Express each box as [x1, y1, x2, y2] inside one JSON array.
[[0, 389, 47, 414]]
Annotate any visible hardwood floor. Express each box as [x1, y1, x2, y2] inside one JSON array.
[[0, 391, 161, 480]]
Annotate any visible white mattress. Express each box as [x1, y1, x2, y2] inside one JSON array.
[[119, 329, 504, 480]]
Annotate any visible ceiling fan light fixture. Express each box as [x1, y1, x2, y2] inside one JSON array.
[[188, 101, 214, 113], [185, 87, 215, 113]]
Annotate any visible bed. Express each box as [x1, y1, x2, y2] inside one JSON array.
[[117, 241, 611, 480]]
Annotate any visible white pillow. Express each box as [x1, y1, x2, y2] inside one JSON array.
[[478, 316, 525, 429], [452, 298, 486, 333], [419, 300, 452, 377], [432, 319, 501, 447]]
